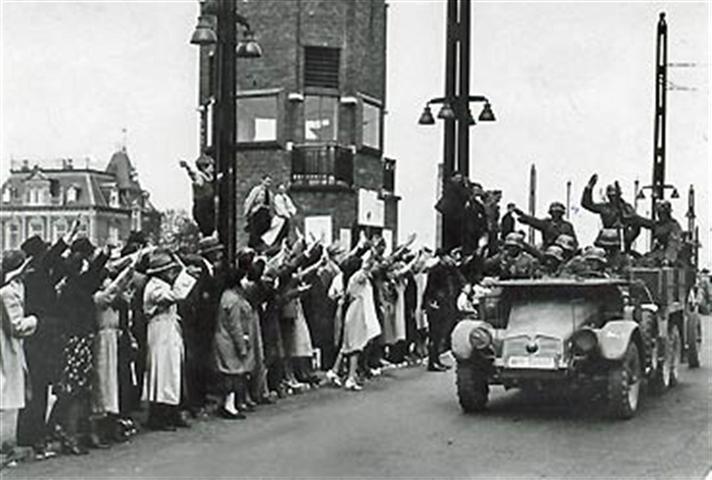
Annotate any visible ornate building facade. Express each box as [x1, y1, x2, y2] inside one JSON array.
[[0, 149, 161, 250]]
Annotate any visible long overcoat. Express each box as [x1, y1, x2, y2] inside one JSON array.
[[142, 277, 183, 406], [1, 280, 37, 410], [213, 288, 256, 376]]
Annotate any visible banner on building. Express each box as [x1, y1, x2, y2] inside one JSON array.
[[305, 215, 333, 245]]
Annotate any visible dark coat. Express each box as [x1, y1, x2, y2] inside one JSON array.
[[213, 288, 256, 375], [517, 213, 576, 247]]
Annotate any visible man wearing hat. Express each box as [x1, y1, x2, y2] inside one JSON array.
[[538, 245, 566, 277], [484, 232, 538, 280], [582, 173, 640, 251], [1, 250, 38, 466], [16, 227, 78, 458], [177, 236, 225, 417], [554, 234, 578, 263], [560, 246, 609, 278], [514, 201, 576, 248]]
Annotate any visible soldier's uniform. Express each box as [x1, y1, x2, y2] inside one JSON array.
[[516, 202, 576, 247], [581, 182, 640, 251], [484, 233, 538, 279], [634, 201, 683, 266]]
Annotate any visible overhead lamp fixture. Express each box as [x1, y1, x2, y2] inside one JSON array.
[[671, 188, 680, 199], [190, 15, 217, 46], [437, 102, 456, 120], [478, 102, 496, 122], [418, 105, 435, 125], [236, 30, 263, 58]]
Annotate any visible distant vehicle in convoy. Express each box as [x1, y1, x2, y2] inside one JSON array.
[[451, 268, 698, 419]]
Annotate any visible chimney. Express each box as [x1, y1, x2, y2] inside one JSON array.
[[65, 158, 74, 170], [21, 160, 29, 171]]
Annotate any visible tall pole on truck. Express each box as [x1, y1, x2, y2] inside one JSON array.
[[651, 12, 668, 249]]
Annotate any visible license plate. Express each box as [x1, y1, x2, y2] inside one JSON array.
[[507, 356, 556, 369]]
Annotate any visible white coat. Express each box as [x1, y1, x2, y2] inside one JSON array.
[[142, 277, 183, 406]]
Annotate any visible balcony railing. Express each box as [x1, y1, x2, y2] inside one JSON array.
[[291, 144, 353, 187]]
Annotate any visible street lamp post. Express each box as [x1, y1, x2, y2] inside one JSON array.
[[418, 0, 495, 249], [190, 0, 262, 266]]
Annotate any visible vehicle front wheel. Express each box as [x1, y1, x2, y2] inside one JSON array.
[[607, 342, 641, 420], [456, 361, 489, 413]]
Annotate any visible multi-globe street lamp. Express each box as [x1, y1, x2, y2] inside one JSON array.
[[190, 0, 262, 265]]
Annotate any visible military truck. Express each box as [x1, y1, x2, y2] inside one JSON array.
[[451, 270, 698, 419]]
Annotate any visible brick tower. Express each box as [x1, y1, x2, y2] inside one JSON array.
[[196, 0, 398, 249]]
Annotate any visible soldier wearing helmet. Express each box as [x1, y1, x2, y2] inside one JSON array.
[[560, 246, 609, 278], [483, 233, 538, 279], [634, 200, 683, 266], [581, 174, 640, 251], [593, 228, 630, 274], [553, 234, 578, 262], [538, 245, 566, 277], [513, 201, 576, 248]]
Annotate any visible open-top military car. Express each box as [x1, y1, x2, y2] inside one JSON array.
[[451, 274, 694, 419]]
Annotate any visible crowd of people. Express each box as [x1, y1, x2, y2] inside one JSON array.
[[0, 166, 703, 469]]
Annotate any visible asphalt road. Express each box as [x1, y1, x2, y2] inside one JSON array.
[[8, 317, 711, 479]]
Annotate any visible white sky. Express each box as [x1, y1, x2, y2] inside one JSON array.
[[1, 1, 710, 265]]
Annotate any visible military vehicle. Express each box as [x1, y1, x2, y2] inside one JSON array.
[[451, 271, 698, 419]]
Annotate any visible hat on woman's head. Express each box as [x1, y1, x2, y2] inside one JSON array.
[[71, 237, 95, 256], [145, 249, 179, 276], [1, 249, 27, 284], [21, 235, 48, 257]]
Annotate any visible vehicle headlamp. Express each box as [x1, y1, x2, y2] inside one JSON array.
[[469, 326, 492, 350], [571, 329, 598, 354]]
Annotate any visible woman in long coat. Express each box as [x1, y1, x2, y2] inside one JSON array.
[[0, 251, 37, 462], [91, 259, 136, 440], [142, 251, 185, 431], [213, 267, 256, 419]]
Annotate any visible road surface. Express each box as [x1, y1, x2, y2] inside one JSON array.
[[8, 317, 711, 479]]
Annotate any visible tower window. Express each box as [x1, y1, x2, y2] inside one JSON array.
[[304, 47, 340, 89], [362, 101, 382, 150], [237, 94, 278, 143], [304, 96, 338, 142]]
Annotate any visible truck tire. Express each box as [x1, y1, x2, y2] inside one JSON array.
[[668, 326, 681, 386], [686, 313, 700, 369], [607, 342, 641, 420], [456, 361, 489, 413]]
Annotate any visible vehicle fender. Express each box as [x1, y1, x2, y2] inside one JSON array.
[[595, 320, 639, 361], [451, 320, 491, 361]]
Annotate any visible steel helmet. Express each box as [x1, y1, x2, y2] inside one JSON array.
[[584, 247, 608, 265], [548, 202, 566, 214], [504, 232, 523, 248], [554, 234, 577, 252], [543, 245, 565, 263]]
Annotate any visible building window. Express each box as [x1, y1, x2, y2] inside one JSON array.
[[304, 46, 340, 89], [28, 219, 44, 239], [26, 187, 47, 206], [6, 223, 20, 249], [109, 188, 120, 208], [362, 101, 382, 150], [304, 96, 338, 142], [1, 187, 11, 203], [108, 225, 120, 245], [237, 95, 278, 143], [66, 186, 78, 203], [53, 219, 67, 243]]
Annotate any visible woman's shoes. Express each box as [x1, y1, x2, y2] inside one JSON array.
[[325, 370, 342, 387], [218, 407, 246, 420], [344, 378, 363, 391]]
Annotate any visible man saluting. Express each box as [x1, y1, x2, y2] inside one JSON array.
[[581, 173, 640, 252]]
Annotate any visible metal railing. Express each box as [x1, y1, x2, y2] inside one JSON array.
[[291, 144, 353, 187]]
